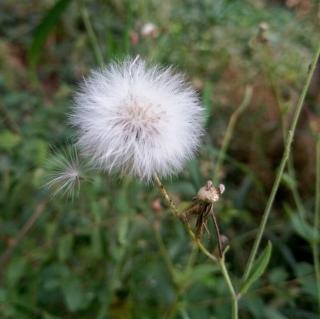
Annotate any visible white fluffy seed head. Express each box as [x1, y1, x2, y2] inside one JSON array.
[[70, 58, 205, 181], [45, 146, 86, 198]]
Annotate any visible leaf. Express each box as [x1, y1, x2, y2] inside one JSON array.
[[240, 241, 272, 295], [6, 258, 27, 288], [290, 214, 318, 243], [284, 204, 319, 243], [281, 172, 296, 190], [29, 0, 72, 66], [62, 279, 86, 312]]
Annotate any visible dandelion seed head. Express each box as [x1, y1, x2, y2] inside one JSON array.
[[71, 58, 205, 181], [45, 146, 86, 198]]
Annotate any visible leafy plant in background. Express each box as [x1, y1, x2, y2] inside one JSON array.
[[1, 0, 320, 318], [42, 3, 320, 318]]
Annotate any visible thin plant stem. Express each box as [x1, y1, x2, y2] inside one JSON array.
[[242, 43, 320, 281], [272, 64, 307, 220], [153, 223, 177, 285], [185, 244, 198, 274], [153, 174, 217, 263], [154, 174, 239, 318], [219, 258, 238, 319], [287, 157, 307, 219], [213, 86, 253, 183], [211, 210, 222, 258], [313, 136, 320, 313], [79, 2, 104, 68], [154, 174, 180, 218]]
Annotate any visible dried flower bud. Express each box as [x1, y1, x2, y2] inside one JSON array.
[[196, 181, 225, 203], [141, 22, 159, 38]]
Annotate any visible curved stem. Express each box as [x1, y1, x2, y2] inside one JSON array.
[[153, 223, 177, 285], [213, 86, 252, 183], [211, 209, 223, 258], [154, 174, 180, 217], [242, 43, 320, 281], [219, 258, 238, 319], [154, 174, 239, 318], [154, 174, 217, 263]]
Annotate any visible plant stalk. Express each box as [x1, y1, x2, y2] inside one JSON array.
[[213, 86, 252, 183], [219, 258, 238, 319], [242, 43, 320, 281], [154, 174, 238, 318], [154, 174, 218, 263]]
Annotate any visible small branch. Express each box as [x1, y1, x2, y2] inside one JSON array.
[[242, 43, 320, 281], [0, 200, 47, 276], [153, 223, 177, 285], [213, 86, 253, 183], [154, 174, 217, 264], [154, 174, 240, 317], [219, 258, 238, 319], [154, 174, 180, 218], [211, 209, 222, 258]]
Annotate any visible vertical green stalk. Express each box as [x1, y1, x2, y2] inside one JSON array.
[[153, 224, 177, 284], [313, 136, 320, 313], [219, 258, 238, 319], [79, 1, 104, 68], [242, 43, 320, 281]]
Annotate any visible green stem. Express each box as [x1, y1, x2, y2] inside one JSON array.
[[184, 245, 198, 275], [287, 157, 307, 219], [273, 62, 307, 221], [313, 136, 320, 313], [242, 43, 320, 281], [213, 86, 252, 183], [153, 224, 177, 285], [154, 175, 238, 318], [219, 258, 238, 319], [79, 2, 104, 68]]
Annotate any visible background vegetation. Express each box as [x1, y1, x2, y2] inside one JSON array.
[[1, 0, 320, 318]]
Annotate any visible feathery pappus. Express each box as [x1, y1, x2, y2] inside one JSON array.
[[70, 57, 205, 181]]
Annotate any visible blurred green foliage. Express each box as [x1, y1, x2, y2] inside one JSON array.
[[0, 0, 320, 318]]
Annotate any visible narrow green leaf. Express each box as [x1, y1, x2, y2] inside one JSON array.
[[29, 0, 72, 66], [240, 241, 272, 295], [62, 279, 86, 312], [284, 204, 319, 243]]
